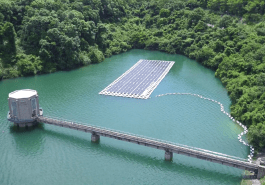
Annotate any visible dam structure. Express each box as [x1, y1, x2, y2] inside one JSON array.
[[7, 89, 265, 179]]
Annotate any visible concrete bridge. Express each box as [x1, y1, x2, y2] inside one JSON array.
[[36, 115, 265, 179], [7, 89, 265, 179]]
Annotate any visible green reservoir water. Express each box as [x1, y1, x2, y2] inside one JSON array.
[[0, 50, 248, 184]]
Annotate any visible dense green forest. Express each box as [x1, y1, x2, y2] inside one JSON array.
[[1, 0, 265, 151]]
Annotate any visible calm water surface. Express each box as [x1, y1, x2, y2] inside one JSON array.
[[0, 50, 248, 184]]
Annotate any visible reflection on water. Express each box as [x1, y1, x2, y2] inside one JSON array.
[[10, 124, 45, 156]]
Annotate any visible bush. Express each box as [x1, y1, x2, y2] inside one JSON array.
[[89, 48, 105, 63]]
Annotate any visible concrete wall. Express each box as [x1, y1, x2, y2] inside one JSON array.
[[8, 95, 39, 123], [258, 166, 265, 179]]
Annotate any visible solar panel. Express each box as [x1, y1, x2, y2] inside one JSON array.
[[99, 59, 175, 99]]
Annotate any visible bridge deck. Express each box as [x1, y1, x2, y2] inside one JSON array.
[[37, 116, 258, 172]]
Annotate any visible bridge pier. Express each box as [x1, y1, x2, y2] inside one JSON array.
[[257, 166, 265, 179], [165, 151, 173, 161], [36, 116, 260, 173], [91, 133, 100, 143]]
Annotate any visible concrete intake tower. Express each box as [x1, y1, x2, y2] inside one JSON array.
[[7, 89, 43, 127]]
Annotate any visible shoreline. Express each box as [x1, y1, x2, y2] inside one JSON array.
[[241, 151, 265, 185]]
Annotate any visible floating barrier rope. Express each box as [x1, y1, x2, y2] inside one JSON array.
[[154, 92, 254, 163]]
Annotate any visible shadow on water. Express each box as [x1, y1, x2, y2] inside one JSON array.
[[9, 123, 45, 133], [9, 123, 46, 155], [10, 124, 242, 183]]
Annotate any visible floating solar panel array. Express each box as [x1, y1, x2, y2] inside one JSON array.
[[99, 59, 175, 99]]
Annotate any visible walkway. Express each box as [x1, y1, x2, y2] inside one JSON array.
[[37, 116, 259, 172]]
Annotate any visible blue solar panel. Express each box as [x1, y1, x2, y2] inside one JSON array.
[[99, 60, 175, 99]]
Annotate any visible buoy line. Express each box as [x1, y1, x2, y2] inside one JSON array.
[[154, 92, 254, 163]]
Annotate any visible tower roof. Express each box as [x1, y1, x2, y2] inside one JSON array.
[[9, 89, 37, 99]]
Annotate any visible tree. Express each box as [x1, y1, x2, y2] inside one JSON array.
[[21, 14, 59, 55], [0, 22, 16, 65], [89, 48, 105, 63], [16, 54, 42, 76], [130, 31, 148, 48], [188, 7, 205, 26], [218, 15, 233, 28], [194, 20, 207, 32], [159, 8, 170, 18], [248, 123, 265, 150]]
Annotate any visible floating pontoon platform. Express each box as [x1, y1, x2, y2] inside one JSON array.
[[99, 59, 175, 99]]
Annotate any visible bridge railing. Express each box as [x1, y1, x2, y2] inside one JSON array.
[[39, 115, 249, 162]]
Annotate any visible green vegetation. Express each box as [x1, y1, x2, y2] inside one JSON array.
[[261, 175, 265, 185], [241, 170, 253, 185], [0, 0, 265, 150]]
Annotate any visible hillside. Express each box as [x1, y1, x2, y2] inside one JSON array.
[[0, 0, 265, 151]]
